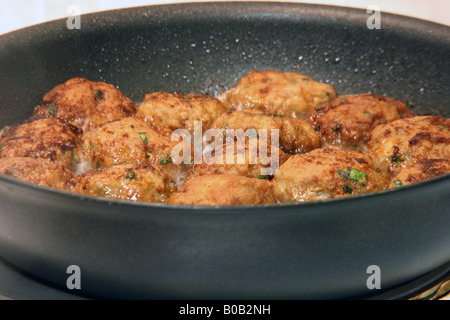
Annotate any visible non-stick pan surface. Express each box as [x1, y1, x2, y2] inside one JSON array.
[[0, 2, 448, 299]]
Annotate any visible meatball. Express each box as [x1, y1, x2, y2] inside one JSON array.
[[210, 110, 321, 155], [185, 137, 288, 180], [137, 91, 229, 135], [33, 78, 135, 131], [82, 117, 177, 168], [224, 70, 338, 118], [0, 157, 73, 189], [0, 117, 81, 168], [389, 159, 450, 189], [71, 164, 177, 202], [167, 174, 277, 206], [272, 148, 389, 202], [367, 116, 450, 176], [309, 94, 414, 150]]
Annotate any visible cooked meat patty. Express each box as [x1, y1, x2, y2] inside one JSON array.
[[33, 78, 135, 131], [0, 157, 73, 189], [389, 159, 450, 188], [137, 91, 229, 135], [309, 93, 413, 150], [167, 174, 277, 206], [210, 110, 321, 155], [81, 117, 177, 168], [224, 70, 337, 118], [0, 117, 81, 168], [367, 116, 450, 176], [272, 148, 389, 202], [71, 164, 177, 202]]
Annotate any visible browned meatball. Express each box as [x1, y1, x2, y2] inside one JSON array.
[[367, 116, 450, 176], [309, 94, 414, 150], [224, 70, 338, 118], [0, 117, 81, 168], [167, 174, 277, 206], [137, 91, 229, 135], [185, 137, 288, 180], [71, 164, 177, 202], [82, 117, 177, 168], [389, 159, 450, 189], [210, 110, 321, 155], [0, 157, 73, 189], [33, 78, 135, 131], [272, 148, 389, 202]]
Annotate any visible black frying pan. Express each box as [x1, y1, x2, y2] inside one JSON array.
[[0, 2, 448, 299]]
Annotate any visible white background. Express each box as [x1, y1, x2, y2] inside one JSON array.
[[0, 0, 449, 35]]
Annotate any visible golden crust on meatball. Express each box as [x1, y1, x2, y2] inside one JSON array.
[[185, 137, 288, 180], [82, 117, 177, 168], [224, 70, 337, 118], [272, 148, 389, 202], [389, 159, 450, 189], [33, 78, 135, 131], [210, 110, 321, 155], [167, 174, 277, 206], [309, 94, 414, 150], [70, 164, 177, 202], [367, 116, 450, 176], [0, 157, 73, 189], [137, 91, 229, 135], [0, 117, 81, 168]]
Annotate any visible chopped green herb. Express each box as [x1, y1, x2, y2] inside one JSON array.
[[301, 78, 310, 82], [257, 175, 270, 180], [437, 125, 446, 129], [393, 180, 403, 187], [315, 104, 324, 111], [0, 145, 5, 151], [338, 167, 367, 183], [333, 123, 341, 132], [139, 132, 148, 144], [93, 90, 104, 100], [160, 156, 173, 165], [337, 169, 351, 180], [167, 179, 176, 186], [363, 111, 373, 116], [70, 150, 79, 162], [91, 143, 96, 150], [126, 169, 136, 180], [393, 155, 404, 164], [343, 185, 353, 194], [348, 167, 367, 183], [47, 104, 58, 116], [96, 163, 101, 169]]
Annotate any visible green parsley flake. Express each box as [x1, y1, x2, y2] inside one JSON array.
[[338, 167, 367, 183], [393, 180, 403, 187], [47, 104, 58, 116], [0, 145, 5, 151], [343, 185, 353, 194], [139, 132, 148, 144], [126, 169, 136, 180], [93, 90, 104, 100], [257, 175, 270, 180], [160, 156, 173, 165]]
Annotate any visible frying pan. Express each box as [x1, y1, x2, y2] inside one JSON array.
[[0, 2, 448, 300]]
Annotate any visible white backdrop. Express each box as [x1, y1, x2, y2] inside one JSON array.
[[0, 0, 449, 35]]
